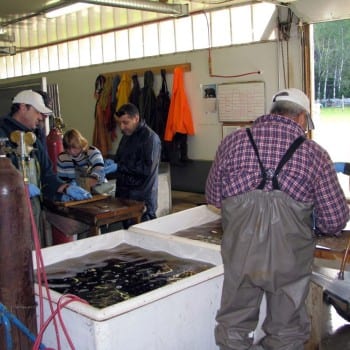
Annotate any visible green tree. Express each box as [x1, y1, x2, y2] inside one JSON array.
[[314, 19, 350, 100]]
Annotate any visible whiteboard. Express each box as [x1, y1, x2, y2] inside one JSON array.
[[217, 81, 265, 122]]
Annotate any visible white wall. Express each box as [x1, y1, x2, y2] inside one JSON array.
[[0, 28, 304, 161]]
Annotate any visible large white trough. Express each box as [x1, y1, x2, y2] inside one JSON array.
[[131, 205, 222, 246], [33, 229, 223, 350]]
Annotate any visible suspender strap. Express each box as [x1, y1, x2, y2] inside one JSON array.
[[246, 128, 267, 189], [246, 128, 306, 190], [272, 135, 306, 189]]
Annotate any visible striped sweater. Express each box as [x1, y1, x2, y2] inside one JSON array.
[[57, 146, 105, 184]]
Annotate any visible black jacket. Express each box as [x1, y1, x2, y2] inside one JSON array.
[[115, 119, 161, 219]]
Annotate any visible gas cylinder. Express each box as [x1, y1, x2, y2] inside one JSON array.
[[46, 127, 64, 173], [0, 152, 37, 349]]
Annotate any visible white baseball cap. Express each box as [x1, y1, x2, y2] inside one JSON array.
[[13, 90, 52, 115], [272, 88, 314, 130]]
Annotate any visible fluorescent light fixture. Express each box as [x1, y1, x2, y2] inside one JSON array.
[[82, 0, 188, 16], [0, 33, 15, 42], [45, 0, 188, 19], [0, 46, 16, 55], [45, 3, 93, 18]]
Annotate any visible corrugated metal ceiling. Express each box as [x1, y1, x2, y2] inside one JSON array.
[[0, 0, 249, 52], [1, 0, 350, 55]]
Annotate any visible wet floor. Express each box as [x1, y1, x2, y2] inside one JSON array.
[[319, 304, 350, 349]]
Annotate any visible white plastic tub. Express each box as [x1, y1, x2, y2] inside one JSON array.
[[34, 229, 223, 350], [131, 205, 221, 243]]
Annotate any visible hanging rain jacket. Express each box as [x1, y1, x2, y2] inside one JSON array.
[[116, 73, 132, 111], [93, 74, 113, 156], [129, 74, 141, 109], [164, 66, 195, 141], [111, 74, 121, 114], [155, 69, 171, 140], [139, 70, 157, 132]]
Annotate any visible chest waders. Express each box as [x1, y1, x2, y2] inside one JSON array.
[[215, 129, 316, 350]]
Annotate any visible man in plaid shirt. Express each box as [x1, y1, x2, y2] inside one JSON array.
[[206, 88, 349, 350]]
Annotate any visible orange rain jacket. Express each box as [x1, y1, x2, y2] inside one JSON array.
[[164, 67, 195, 141]]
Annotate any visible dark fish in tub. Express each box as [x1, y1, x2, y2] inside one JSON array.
[[43, 243, 214, 309]]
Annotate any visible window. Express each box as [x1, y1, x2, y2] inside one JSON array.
[[193, 13, 209, 50], [159, 20, 175, 54], [39, 48, 49, 73], [102, 32, 116, 62], [58, 43, 69, 69], [143, 23, 159, 57], [68, 41, 80, 68], [0, 3, 277, 78], [252, 3, 276, 41], [48, 46, 59, 71], [4, 56, 15, 78], [129, 26, 143, 59], [21, 52, 31, 76], [90, 36, 103, 64], [79, 38, 91, 66], [175, 16, 193, 52], [231, 6, 252, 44], [14, 54, 23, 77], [115, 30, 129, 61], [211, 9, 231, 47]]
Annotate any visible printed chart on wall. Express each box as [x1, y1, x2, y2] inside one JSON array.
[[217, 81, 265, 122]]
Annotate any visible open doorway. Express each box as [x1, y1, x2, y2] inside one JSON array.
[[311, 19, 350, 198]]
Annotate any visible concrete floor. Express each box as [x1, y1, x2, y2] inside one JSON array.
[[319, 304, 350, 349]]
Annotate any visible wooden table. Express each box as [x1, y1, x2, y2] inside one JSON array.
[[315, 231, 350, 261], [314, 230, 350, 279], [44, 195, 145, 236]]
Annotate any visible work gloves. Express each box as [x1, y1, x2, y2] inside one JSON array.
[[28, 182, 92, 202], [60, 181, 92, 202], [334, 162, 346, 173], [104, 158, 118, 174], [27, 183, 41, 198]]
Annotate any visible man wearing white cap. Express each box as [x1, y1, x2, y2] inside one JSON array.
[[12, 89, 53, 119], [206, 88, 349, 349], [0, 90, 92, 246]]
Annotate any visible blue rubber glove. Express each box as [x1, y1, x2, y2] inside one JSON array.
[[60, 194, 74, 202], [334, 162, 346, 173], [27, 183, 40, 198], [66, 184, 92, 201], [104, 159, 118, 174]]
